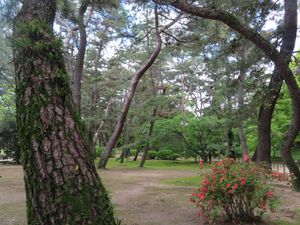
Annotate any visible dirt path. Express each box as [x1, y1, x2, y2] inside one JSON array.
[[1, 165, 300, 225], [99, 169, 200, 225], [0, 166, 200, 225]]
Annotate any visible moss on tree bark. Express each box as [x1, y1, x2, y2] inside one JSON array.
[[12, 0, 118, 224]]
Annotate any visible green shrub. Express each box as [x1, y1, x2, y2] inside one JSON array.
[[171, 153, 181, 160], [95, 146, 104, 158], [157, 150, 179, 160], [147, 151, 157, 159], [130, 149, 137, 157], [191, 158, 277, 224], [95, 146, 115, 158]]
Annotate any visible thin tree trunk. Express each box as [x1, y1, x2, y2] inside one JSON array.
[[120, 148, 130, 164], [237, 70, 249, 162], [88, 121, 97, 159], [226, 79, 235, 159], [12, 0, 117, 224], [139, 109, 157, 168], [98, 7, 181, 169], [63, 27, 75, 80], [73, 1, 90, 112], [133, 147, 140, 161], [94, 97, 113, 148], [87, 84, 99, 159], [180, 74, 185, 113]]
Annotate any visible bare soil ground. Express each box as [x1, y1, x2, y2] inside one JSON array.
[[1, 165, 300, 225]]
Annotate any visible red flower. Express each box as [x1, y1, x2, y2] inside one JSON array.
[[198, 193, 206, 200], [259, 198, 267, 211], [241, 178, 246, 186], [232, 183, 238, 190], [243, 153, 250, 163], [267, 191, 273, 199], [211, 186, 215, 192], [201, 187, 208, 193], [219, 177, 224, 184], [199, 159, 204, 169]]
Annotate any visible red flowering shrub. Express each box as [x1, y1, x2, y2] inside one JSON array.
[[191, 158, 277, 224]]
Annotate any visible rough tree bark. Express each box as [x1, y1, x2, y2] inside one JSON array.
[[253, 0, 297, 166], [254, 69, 282, 163], [155, 0, 300, 190], [12, 0, 117, 224], [98, 6, 182, 169]]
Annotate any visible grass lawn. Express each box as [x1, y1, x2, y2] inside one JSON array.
[[163, 175, 202, 187], [105, 158, 201, 171], [104, 158, 207, 187]]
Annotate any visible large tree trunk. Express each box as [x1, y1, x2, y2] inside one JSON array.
[[254, 70, 282, 163], [278, 0, 300, 190], [253, 0, 298, 168], [12, 1, 117, 224]]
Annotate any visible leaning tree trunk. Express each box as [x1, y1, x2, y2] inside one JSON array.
[[12, 1, 117, 224], [97, 8, 181, 169]]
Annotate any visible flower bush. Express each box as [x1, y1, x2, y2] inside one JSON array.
[[191, 158, 277, 224]]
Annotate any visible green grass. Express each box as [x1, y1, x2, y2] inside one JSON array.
[[105, 158, 200, 170], [163, 175, 203, 187]]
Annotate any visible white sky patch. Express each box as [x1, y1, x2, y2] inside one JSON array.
[[263, 2, 300, 51]]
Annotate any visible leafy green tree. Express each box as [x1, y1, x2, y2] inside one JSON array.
[[151, 113, 226, 161], [155, 0, 300, 190]]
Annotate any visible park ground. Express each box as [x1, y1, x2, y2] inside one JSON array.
[[1, 160, 300, 225]]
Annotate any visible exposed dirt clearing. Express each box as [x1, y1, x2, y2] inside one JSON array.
[[1, 165, 300, 225], [99, 169, 200, 225]]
